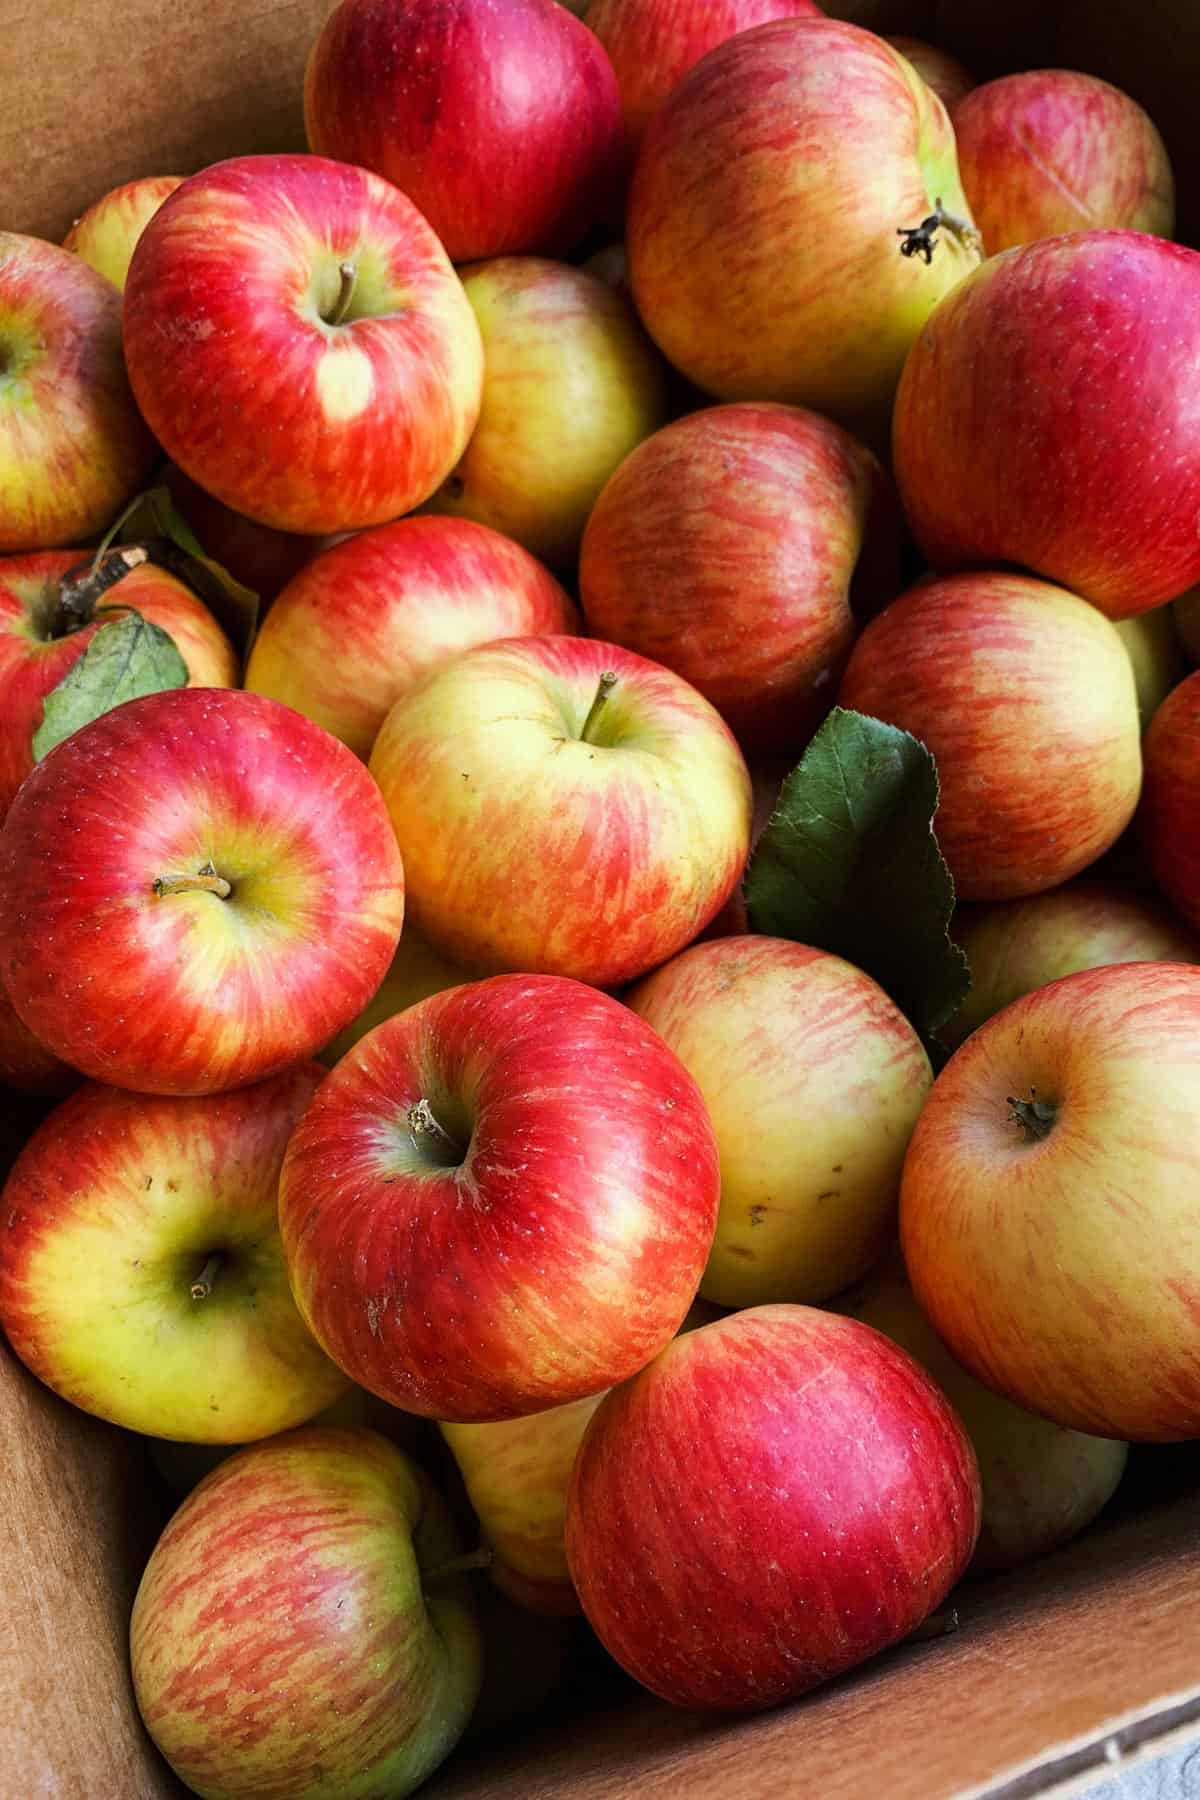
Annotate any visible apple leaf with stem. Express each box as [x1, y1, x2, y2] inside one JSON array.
[[106, 485, 261, 663], [32, 611, 187, 762], [743, 707, 970, 1049]]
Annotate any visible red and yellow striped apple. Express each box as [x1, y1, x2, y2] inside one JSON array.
[[62, 175, 184, 289], [0, 688, 405, 1095], [0, 976, 76, 1097], [1140, 671, 1200, 934], [319, 923, 471, 1068]]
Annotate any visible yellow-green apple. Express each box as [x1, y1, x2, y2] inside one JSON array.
[[245, 516, 579, 758], [886, 34, 975, 111], [131, 1427, 482, 1800], [626, 18, 982, 444], [0, 688, 405, 1095], [952, 71, 1174, 256], [836, 1254, 1128, 1571], [584, 0, 822, 163], [0, 977, 76, 1097], [1141, 671, 1200, 932], [0, 233, 157, 553], [945, 880, 1200, 1052], [0, 1065, 350, 1440], [1115, 607, 1188, 731], [837, 571, 1142, 902], [305, 0, 622, 264], [162, 461, 317, 604], [627, 937, 932, 1307], [900, 961, 1200, 1440], [279, 973, 720, 1420], [368, 636, 752, 984], [319, 924, 471, 1068], [123, 153, 484, 535], [61, 175, 184, 289], [422, 256, 671, 569], [579, 402, 900, 759], [893, 232, 1200, 618], [565, 1304, 981, 1710], [0, 547, 238, 819]]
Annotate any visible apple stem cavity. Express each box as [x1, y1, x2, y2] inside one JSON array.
[[897, 198, 982, 265], [1007, 1086, 1058, 1143], [189, 1252, 225, 1302], [423, 1546, 493, 1589], [50, 544, 150, 637], [327, 260, 359, 327], [152, 859, 233, 901], [580, 670, 619, 745]]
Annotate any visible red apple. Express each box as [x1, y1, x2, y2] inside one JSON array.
[[245, 517, 579, 759], [131, 1427, 482, 1799], [892, 231, 1200, 619], [627, 18, 981, 443], [0, 233, 157, 552], [62, 175, 184, 290], [0, 688, 405, 1095], [123, 154, 484, 535], [953, 70, 1174, 255], [0, 1065, 352, 1441], [423, 257, 671, 570], [901, 961, 1200, 1441], [837, 572, 1142, 902], [585, 0, 821, 160], [945, 880, 1200, 1051], [627, 937, 933, 1307], [279, 974, 721, 1421], [0, 548, 239, 820], [304, 0, 623, 263], [1140, 671, 1200, 932], [565, 1305, 981, 1710], [886, 35, 975, 112], [161, 462, 317, 604], [367, 636, 752, 986], [0, 976, 76, 1097], [579, 403, 900, 759]]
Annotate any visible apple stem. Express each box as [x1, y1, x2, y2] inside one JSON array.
[[910, 1606, 960, 1644], [153, 859, 232, 901], [579, 670, 618, 744], [189, 1252, 224, 1302], [1007, 1086, 1058, 1143], [424, 1546, 493, 1588], [407, 1097, 456, 1146], [897, 198, 982, 265], [51, 544, 149, 637], [327, 260, 358, 327]]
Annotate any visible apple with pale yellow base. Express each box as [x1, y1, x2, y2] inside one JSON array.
[[63, 175, 183, 288]]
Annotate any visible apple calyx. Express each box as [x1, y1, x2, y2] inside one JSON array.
[[1007, 1087, 1058, 1143], [579, 670, 619, 745], [897, 199, 981, 266], [152, 859, 233, 901], [422, 1545, 493, 1589], [48, 545, 150, 638], [189, 1251, 225, 1301], [326, 260, 359, 328]]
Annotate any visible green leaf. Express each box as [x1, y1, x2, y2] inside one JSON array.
[[743, 707, 970, 1045], [32, 611, 188, 761], [111, 485, 261, 662]]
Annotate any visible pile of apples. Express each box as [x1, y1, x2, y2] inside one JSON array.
[[5, 0, 1200, 1794]]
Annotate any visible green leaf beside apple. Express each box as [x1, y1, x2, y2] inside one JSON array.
[[31, 608, 187, 761]]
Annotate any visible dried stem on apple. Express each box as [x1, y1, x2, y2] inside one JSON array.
[[152, 859, 233, 901], [580, 671, 618, 745], [897, 198, 982, 265], [327, 260, 359, 327], [423, 1546, 493, 1588], [51, 544, 150, 637], [407, 1097, 456, 1146], [1007, 1087, 1058, 1143], [189, 1252, 225, 1301]]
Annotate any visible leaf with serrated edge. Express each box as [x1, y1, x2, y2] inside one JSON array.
[[32, 612, 188, 761], [743, 707, 970, 1043]]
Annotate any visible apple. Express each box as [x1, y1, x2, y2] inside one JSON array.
[[161, 462, 318, 604], [131, 1427, 482, 1799], [584, 0, 822, 162], [0, 975, 76, 1097], [0, 233, 157, 553], [0, 1064, 351, 1441], [1115, 607, 1187, 731], [304, 0, 623, 264], [0, 547, 239, 820], [422, 257, 671, 571], [952, 71, 1174, 256], [61, 175, 183, 289], [892, 231, 1200, 620], [319, 923, 472, 1068], [698, 762, 787, 942], [901, 961, 1200, 1441], [886, 35, 975, 112], [278, 973, 721, 1421], [579, 402, 900, 759], [245, 516, 579, 759], [0, 687, 405, 1095], [565, 1304, 981, 1710], [627, 937, 933, 1308], [835, 1254, 1128, 1572], [626, 18, 981, 444], [837, 571, 1142, 903], [368, 636, 752, 985], [123, 153, 484, 535], [945, 880, 1200, 1051], [1140, 671, 1200, 933]]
